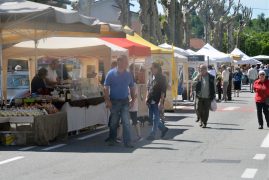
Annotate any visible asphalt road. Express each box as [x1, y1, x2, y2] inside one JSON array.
[[1, 87, 269, 180]]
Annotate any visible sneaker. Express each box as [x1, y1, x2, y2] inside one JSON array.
[[258, 126, 263, 129], [136, 136, 143, 142], [161, 127, 169, 138], [116, 138, 122, 143], [202, 124, 207, 128]]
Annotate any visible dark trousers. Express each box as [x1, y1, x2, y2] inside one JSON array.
[[256, 102, 269, 126], [197, 98, 211, 125], [217, 85, 222, 100], [227, 83, 232, 101]]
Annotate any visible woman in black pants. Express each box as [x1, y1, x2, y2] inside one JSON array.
[[253, 70, 269, 129]]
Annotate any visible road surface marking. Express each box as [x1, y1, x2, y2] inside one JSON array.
[[222, 107, 240, 111], [0, 156, 24, 165], [253, 154, 266, 160], [241, 168, 258, 179], [19, 146, 36, 151], [261, 132, 269, 148], [78, 129, 109, 140], [42, 144, 66, 151]]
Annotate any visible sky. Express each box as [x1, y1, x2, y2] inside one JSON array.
[[130, 0, 269, 19]]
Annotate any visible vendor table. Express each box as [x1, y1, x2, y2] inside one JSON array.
[[0, 112, 67, 145], [60, 97, 109, 132]]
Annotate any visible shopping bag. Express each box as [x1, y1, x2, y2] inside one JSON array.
[[210, 99, 217, 111]]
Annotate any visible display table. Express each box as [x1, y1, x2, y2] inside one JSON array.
[[60, 97, 109, 132], [0, 112, 67, 145], [33, 112, 67, 145]]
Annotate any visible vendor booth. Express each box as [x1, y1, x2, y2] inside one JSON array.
[[126, 34, 176, 110], [197, 43, 232, 65], [231, 48, 261, 65], [101, 37, 151, 117], [2, 37, 129, 139]]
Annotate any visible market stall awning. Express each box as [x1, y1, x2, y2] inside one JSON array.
[[4, 37, 128, 58], [0, 0, 128, 45], [196, 43, 232, 63], [158, 43, 188, 63], [230, 48, 261, 65], [127, 33, 172, 54], [252, 55, 269, 60], [101, 37, 151, 57]]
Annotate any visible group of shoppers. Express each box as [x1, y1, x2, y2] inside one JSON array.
[[104, 55, 169, 148], [193, 63, 269, 130]]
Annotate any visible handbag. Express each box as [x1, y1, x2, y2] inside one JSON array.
[[210, 99, 217, 111]]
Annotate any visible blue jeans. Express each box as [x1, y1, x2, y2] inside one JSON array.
[[148, 103, 166, 137], [110, 99, 131, 145]]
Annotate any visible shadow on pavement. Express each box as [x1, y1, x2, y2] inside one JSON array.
[[0, 126, 190, 153], [207, 123, 240, 126], [166, 124, 194, 127], [139, 146, 179, 151], [206, 127, 245, 131], [164, 116, 188, 122], [167, 139, 202, 143]]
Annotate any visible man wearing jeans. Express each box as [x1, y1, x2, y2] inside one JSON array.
[[104, 55, 136, 148], [146, 62, 169, 140], [221, 65, 230, 102]]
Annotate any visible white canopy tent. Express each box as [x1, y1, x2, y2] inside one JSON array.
[[230, 48, 261, 65], [196, 43, 232, 63], [3, 37, 128, 100], [186, 49, 197, 55], [252, 55, 269, 60], [159, 43, 190, 58], [4, 37, 128, 58], [0, 0, 130, 102]]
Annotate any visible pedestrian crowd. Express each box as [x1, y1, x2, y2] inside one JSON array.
[[103, 55, 269, 148], [192, 63, 269, 130]]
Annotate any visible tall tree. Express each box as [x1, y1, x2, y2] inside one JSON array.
[[160, 0, 184, 47], [115, 0, 131, 26], [139, 0, 163, 44]]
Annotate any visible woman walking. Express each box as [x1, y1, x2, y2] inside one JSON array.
[[233, 68, 242, 97], [253, 70, 269, 129]]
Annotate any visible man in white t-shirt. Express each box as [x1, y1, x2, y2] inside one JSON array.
[[248, 65, 258, 93], [221, 65, 230, 102], [46, 59, 59, 87]]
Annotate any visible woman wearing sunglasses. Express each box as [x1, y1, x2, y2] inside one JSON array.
[[253, 70, 269, 129]]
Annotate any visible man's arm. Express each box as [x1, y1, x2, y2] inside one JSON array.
[[103, 86, 112, 109]]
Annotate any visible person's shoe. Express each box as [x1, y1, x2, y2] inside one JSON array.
[[136, 136, 143, 142], [258, 126, 263, 129], [267, 124, 269, 128], [124, 143, 134, 148], [104, 137, 110, 142], [116, 138, 122, 143], [200, 123, 203, 127], [146, 136, 155, 141], [196, 119, 200, 122], [161, 127, 169, 138], [202, 124, 207, 128]]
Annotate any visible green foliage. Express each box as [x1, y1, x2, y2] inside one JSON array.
[[190, 11, 204, 38], [239, 13, 269, 56]]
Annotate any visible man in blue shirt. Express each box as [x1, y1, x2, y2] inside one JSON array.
[[104, 55, 136, 148]]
